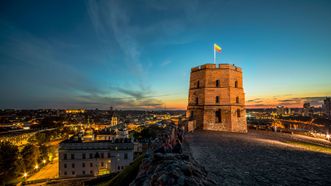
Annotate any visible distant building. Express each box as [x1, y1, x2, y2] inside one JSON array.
[[65, 109, 85, 114], [276, 106, 285, 116], [323, 97, 331, 119], [111, 116, 118, 126], [302, 102, 313, 117], [58, 138, 134, 178], [186, 64, 247, 133]]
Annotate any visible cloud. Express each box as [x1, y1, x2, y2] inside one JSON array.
[[87, 0, 144, 76], [246, 96, 329, 108], [0, 22, 167, 109], [161, 59, 172, 67]]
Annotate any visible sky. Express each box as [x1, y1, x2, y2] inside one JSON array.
[[0, 0, 331, 110]]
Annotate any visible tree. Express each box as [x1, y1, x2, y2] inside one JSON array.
[[21, 144, 40, 171], [35, 132, 50, 145], [0, 141, 19, 184]]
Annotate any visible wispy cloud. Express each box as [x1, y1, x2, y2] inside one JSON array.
[[87, 0, 144, 76], [0, 22, 167, 109], [161, 59, 172, 67], [246, 96, 329, 108]]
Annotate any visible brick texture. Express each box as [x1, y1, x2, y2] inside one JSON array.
[[186, 63, 247, 133]]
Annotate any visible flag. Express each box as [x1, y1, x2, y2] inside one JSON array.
[[214, 43, 222, 53]]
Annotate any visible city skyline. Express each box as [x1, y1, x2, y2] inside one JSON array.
[[1, 0, 331, 110]]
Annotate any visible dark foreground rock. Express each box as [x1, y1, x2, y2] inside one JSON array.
[[130, 153, 215, 186]]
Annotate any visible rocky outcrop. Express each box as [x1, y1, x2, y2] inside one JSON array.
[[130, 153, 215, 186]]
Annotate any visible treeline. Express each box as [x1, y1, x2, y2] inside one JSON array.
[[0, 130, 60, 184]]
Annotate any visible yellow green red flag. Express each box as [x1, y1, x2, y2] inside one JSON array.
[[214, 43, 222, 52]]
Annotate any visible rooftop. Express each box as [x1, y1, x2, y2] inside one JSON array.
[[191, 63, 242, 72]]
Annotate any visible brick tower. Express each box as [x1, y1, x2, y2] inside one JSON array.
[[186, 63, 247, 133]]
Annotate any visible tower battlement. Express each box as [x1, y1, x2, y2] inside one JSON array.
[[187, 63, 247, 133], [191, 63, 242, 72]]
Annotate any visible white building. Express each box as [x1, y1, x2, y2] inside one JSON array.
[[58, 138, 134, 178]]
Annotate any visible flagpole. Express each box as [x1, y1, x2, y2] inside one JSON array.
[[214, 44, 216, 64]]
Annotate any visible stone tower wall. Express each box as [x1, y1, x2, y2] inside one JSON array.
[[187, 63, 247, 133]]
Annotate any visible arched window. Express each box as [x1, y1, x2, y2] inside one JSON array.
[[235, 80, 238, 88], [237, 109, 241, 117], [216, 80, 220, 87], [236, 97, 239, 103]]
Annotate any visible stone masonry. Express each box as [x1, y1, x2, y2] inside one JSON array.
[[186, 63, 247, 133]]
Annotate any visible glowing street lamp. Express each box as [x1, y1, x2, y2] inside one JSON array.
[[24, 172, 27, 177], [43, 159, 46, 164], [35, 164, 39, 169]]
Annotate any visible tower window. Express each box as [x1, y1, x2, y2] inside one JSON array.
[[235, 81, 238, 88], [216, 96, 219, 103], [215, 109, 222, 123], [236, 97, 239, 103], [197, 81, 200, 88], [190, 111, 194, 119], [216, 80, 220, 87], [196, 97, 199, 105], [237, 109, 241, 117]]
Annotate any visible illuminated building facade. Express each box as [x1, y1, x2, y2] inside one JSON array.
[[59, 139, 134, 178]]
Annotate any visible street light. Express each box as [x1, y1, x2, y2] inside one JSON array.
[[24, 172, 27, 178], [43, 159, 46, 164], [35, 164, 39, 169]]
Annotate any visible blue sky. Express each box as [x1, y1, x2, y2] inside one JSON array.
[[0, 0, 331, 109]]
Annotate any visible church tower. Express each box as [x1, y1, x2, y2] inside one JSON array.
[[187, 63, 247, 133]]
